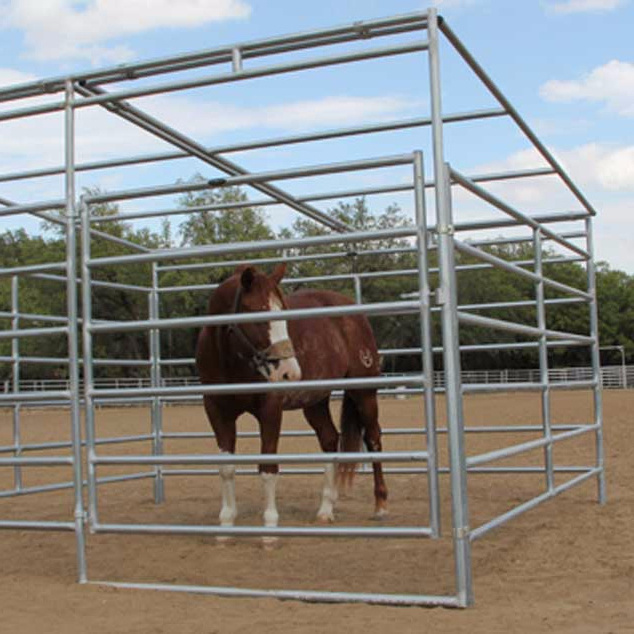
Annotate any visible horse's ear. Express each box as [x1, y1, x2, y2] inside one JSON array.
[[240, 266, 256, 291], [270, 262, 287, 285]]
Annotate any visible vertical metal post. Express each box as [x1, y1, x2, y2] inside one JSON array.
[[353, 275, 362, 304], [150, 263, 164, 503], [620, 346, 626, 390], [413, 151, 440, 538], [534, 230, 554, 492], [80, 196, 99, 526], [585, 217, 606, 504], [64, 79, 87, 582], [428, 8, 473, 606], [11, 275, 22, 491]]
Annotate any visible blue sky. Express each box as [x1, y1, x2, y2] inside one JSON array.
[[0, 0, 632, 272]]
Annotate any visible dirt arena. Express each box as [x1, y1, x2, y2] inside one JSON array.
[[0, 390, 632, 633]]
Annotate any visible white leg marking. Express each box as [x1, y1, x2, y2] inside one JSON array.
[[317, 463, 338, 523], [261, 472, 279, 548], [218, 452, 237, 537]]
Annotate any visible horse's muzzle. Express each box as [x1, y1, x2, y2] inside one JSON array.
[[269, 356, 302, 383]]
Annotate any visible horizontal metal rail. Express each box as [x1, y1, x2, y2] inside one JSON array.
[[0, 326, 68, 340], [0, 262, 67, 278], [88, 226, 416, 269], [450, 168, 589, 258], [462, 380, 596, 394], [454, 240, 591, 300], [0, 390, 71, 403], [0, 312, 68, 324], [92, 450, 428, 467], [88, 375, 426, 400], [89, 299, 420, 334], [84, 153, 415, 205], [88, 580, 460, 608], [161, 465, 593, 477], [92, 522, 431, 539], [0, 472, 155, 499], [0, 456, 73, 466], [469, 468, 600, 542], [0, 41, 430, 123], [0, 520, 75, 531], [458, 311, 593, 344], [466, 424, 599, 468], [0, 12, 430, 100], [0, 434, 154, 455], [0, 108, 505, 186]]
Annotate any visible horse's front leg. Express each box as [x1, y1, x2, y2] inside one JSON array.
[[203, 396, 238, 543], [257, 399, 283, 550]]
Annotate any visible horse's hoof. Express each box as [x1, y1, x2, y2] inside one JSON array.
[[316, 512, 335, 524], [262, 537, 279, 551], [216, 535, 234, 547], [373, 505, 388, 521]]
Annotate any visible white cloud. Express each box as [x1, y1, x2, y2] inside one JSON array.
[[0, 91, 420, 174], [0, 67, 35, 87], [546, 0, 627, 13], [540, 60, 634, 117], [0, 0, 251, 64]]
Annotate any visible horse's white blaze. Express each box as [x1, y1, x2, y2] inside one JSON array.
[[268, 296, 289, 345], [218, 451, 237, 528], [317, 463, 338, 522], [268, 294, 301, 382]]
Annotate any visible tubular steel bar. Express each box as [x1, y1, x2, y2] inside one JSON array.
[[92, 522, 431, 539], [64, 79, 88, 582], [457, 311, 593, 344], [87, 226, 416, 268], [93, 450, 428, 466], [438, 17, 598, 217], [82, 154, 414, 205], [75, 84, 352, 234], [534, 230, 554, 493], [0, 12, 429, 101], [149, 263, 165, 504], [80, 198, 100, 527], [429, 7, 473, 607], [0, 40, 430, 124], [89, 581, 460, 608], [585, 218, 606, 503], [413, 151, 441, 538], [450, 168, 589, 259], [454, 240, 591, 300], [89, 375, 426, 400], [469, 469, 600, 542], [10, 276, 22, 490], [89, 299, 420, 335], [0, 108, 505, 187]]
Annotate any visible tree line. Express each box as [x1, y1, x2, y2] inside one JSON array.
[[1, 181, 632, 382]]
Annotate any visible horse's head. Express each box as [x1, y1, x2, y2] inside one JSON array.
[[222, 263, 301, 383]]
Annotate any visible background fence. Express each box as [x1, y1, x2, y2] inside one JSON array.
[[4, 363, 632, 398]]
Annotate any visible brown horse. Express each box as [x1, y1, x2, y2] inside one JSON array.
[[195, 263, 387, 546]]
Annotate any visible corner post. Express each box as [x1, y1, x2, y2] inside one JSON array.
[[427, 9, 473, 606]]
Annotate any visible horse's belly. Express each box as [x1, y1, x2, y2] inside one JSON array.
[[282, 390, 330, 411]]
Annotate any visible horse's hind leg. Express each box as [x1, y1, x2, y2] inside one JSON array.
[[348, 390, 388, 519], [303, 398, 339, 523], [203, 396, 238, 543]]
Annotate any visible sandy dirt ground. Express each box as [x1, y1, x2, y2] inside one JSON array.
[[0, 390, 632, 634]]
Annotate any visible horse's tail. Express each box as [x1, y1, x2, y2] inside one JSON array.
[[339, 392, 364, 489]]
